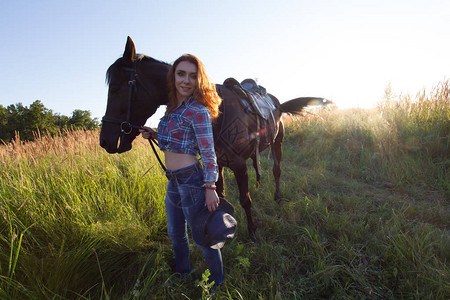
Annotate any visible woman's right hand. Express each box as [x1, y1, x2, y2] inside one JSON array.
[[139, 126, 157, 139]]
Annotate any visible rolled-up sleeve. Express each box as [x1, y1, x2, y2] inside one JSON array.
[[192, 108, 218, 183]]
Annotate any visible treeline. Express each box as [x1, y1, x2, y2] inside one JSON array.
[[0, 100, 99, 143]]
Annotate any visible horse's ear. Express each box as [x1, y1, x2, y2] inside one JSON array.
[[123, 36, 136, 63]]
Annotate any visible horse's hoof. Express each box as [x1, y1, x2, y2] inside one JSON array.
[[249, 230, 257, 243], [274, 193, 281, 204]]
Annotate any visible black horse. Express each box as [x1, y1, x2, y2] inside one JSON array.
[[100, 37, 329, 241]]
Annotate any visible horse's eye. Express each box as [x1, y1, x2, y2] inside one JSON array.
[[109, 85, 121, 94]]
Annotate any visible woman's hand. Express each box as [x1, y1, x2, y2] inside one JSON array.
[[139, 126, 157, 139], [205, 188, 220, 212]]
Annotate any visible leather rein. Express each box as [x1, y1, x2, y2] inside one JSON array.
[[101, 62, 166, 171]]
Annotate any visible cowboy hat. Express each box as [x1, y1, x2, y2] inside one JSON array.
[[192, 198, 237, 249]]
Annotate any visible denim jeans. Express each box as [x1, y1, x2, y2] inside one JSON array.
[[164, 162, 224, 285]]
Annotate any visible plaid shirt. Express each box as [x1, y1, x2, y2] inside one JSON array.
[[157, 96, 218, 183]]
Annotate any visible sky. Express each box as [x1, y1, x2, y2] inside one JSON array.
[[1, 0, 449, 127]]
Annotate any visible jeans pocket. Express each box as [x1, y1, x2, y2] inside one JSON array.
[[176, 167, 204, 208], [189, 185, 204, 206]]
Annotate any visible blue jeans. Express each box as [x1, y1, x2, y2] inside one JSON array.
[[164, 162, 224, 285]]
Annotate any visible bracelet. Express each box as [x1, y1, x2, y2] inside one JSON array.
[[202, 183, 217, 190]]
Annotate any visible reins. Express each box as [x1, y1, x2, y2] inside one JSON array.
[[148, 137, 166, 171], [102, 62, 167, 172]]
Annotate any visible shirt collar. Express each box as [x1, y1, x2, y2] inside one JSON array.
[[182, 96, 194, 105], [175, 96, 193, 109]]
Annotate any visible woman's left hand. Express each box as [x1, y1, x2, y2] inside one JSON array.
[[205, 189, 220, 212]]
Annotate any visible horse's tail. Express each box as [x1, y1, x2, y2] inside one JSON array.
[[280, 97, 329, 114]]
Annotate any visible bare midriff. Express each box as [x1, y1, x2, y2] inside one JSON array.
[[163, 151, 198, 171]]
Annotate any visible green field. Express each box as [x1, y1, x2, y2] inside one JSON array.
[[1, 82, 448, 299]]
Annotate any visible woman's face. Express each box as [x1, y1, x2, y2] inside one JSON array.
[[174, 61, 198, 102]]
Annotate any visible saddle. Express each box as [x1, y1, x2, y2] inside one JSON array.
[[223, 78, 276, 120], [223, 78, 279, 178]]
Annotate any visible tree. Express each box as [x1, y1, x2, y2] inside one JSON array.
[[0, 105, 7, 142], [23, 100, 58, 139], [6, 102, 27, 141], [68, 110, 99, 130], [54, 114, 70, 129], [0, 101, 99, 143]]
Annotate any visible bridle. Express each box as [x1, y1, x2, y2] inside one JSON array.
[[101, 61, 166, 171], [101, 62, 144, 134]]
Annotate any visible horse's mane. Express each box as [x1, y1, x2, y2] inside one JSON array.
[[105, 54, 170, 85]]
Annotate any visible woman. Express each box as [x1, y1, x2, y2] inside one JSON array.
[[140, 54, 224, 285]]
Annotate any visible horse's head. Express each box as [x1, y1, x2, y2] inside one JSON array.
[[100, 36, 170, 153]]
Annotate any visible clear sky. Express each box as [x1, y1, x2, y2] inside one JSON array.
[[1, 0, 449, 127]]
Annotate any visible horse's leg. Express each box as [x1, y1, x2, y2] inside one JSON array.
[[251, 153, 261, 185], [231, 160, 257, 242], [273, 120, 284, 203], [216, 165, 225, 199]]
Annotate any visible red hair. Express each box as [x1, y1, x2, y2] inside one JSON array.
[[166, 54, 222, 119]]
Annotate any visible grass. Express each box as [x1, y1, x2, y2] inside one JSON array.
[[0, 81, 449, 299]]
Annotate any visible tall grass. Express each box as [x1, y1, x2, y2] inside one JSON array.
[[1, 129, 169, 299], [286, 80, 449, 191], [1, 81, 449, 299]]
